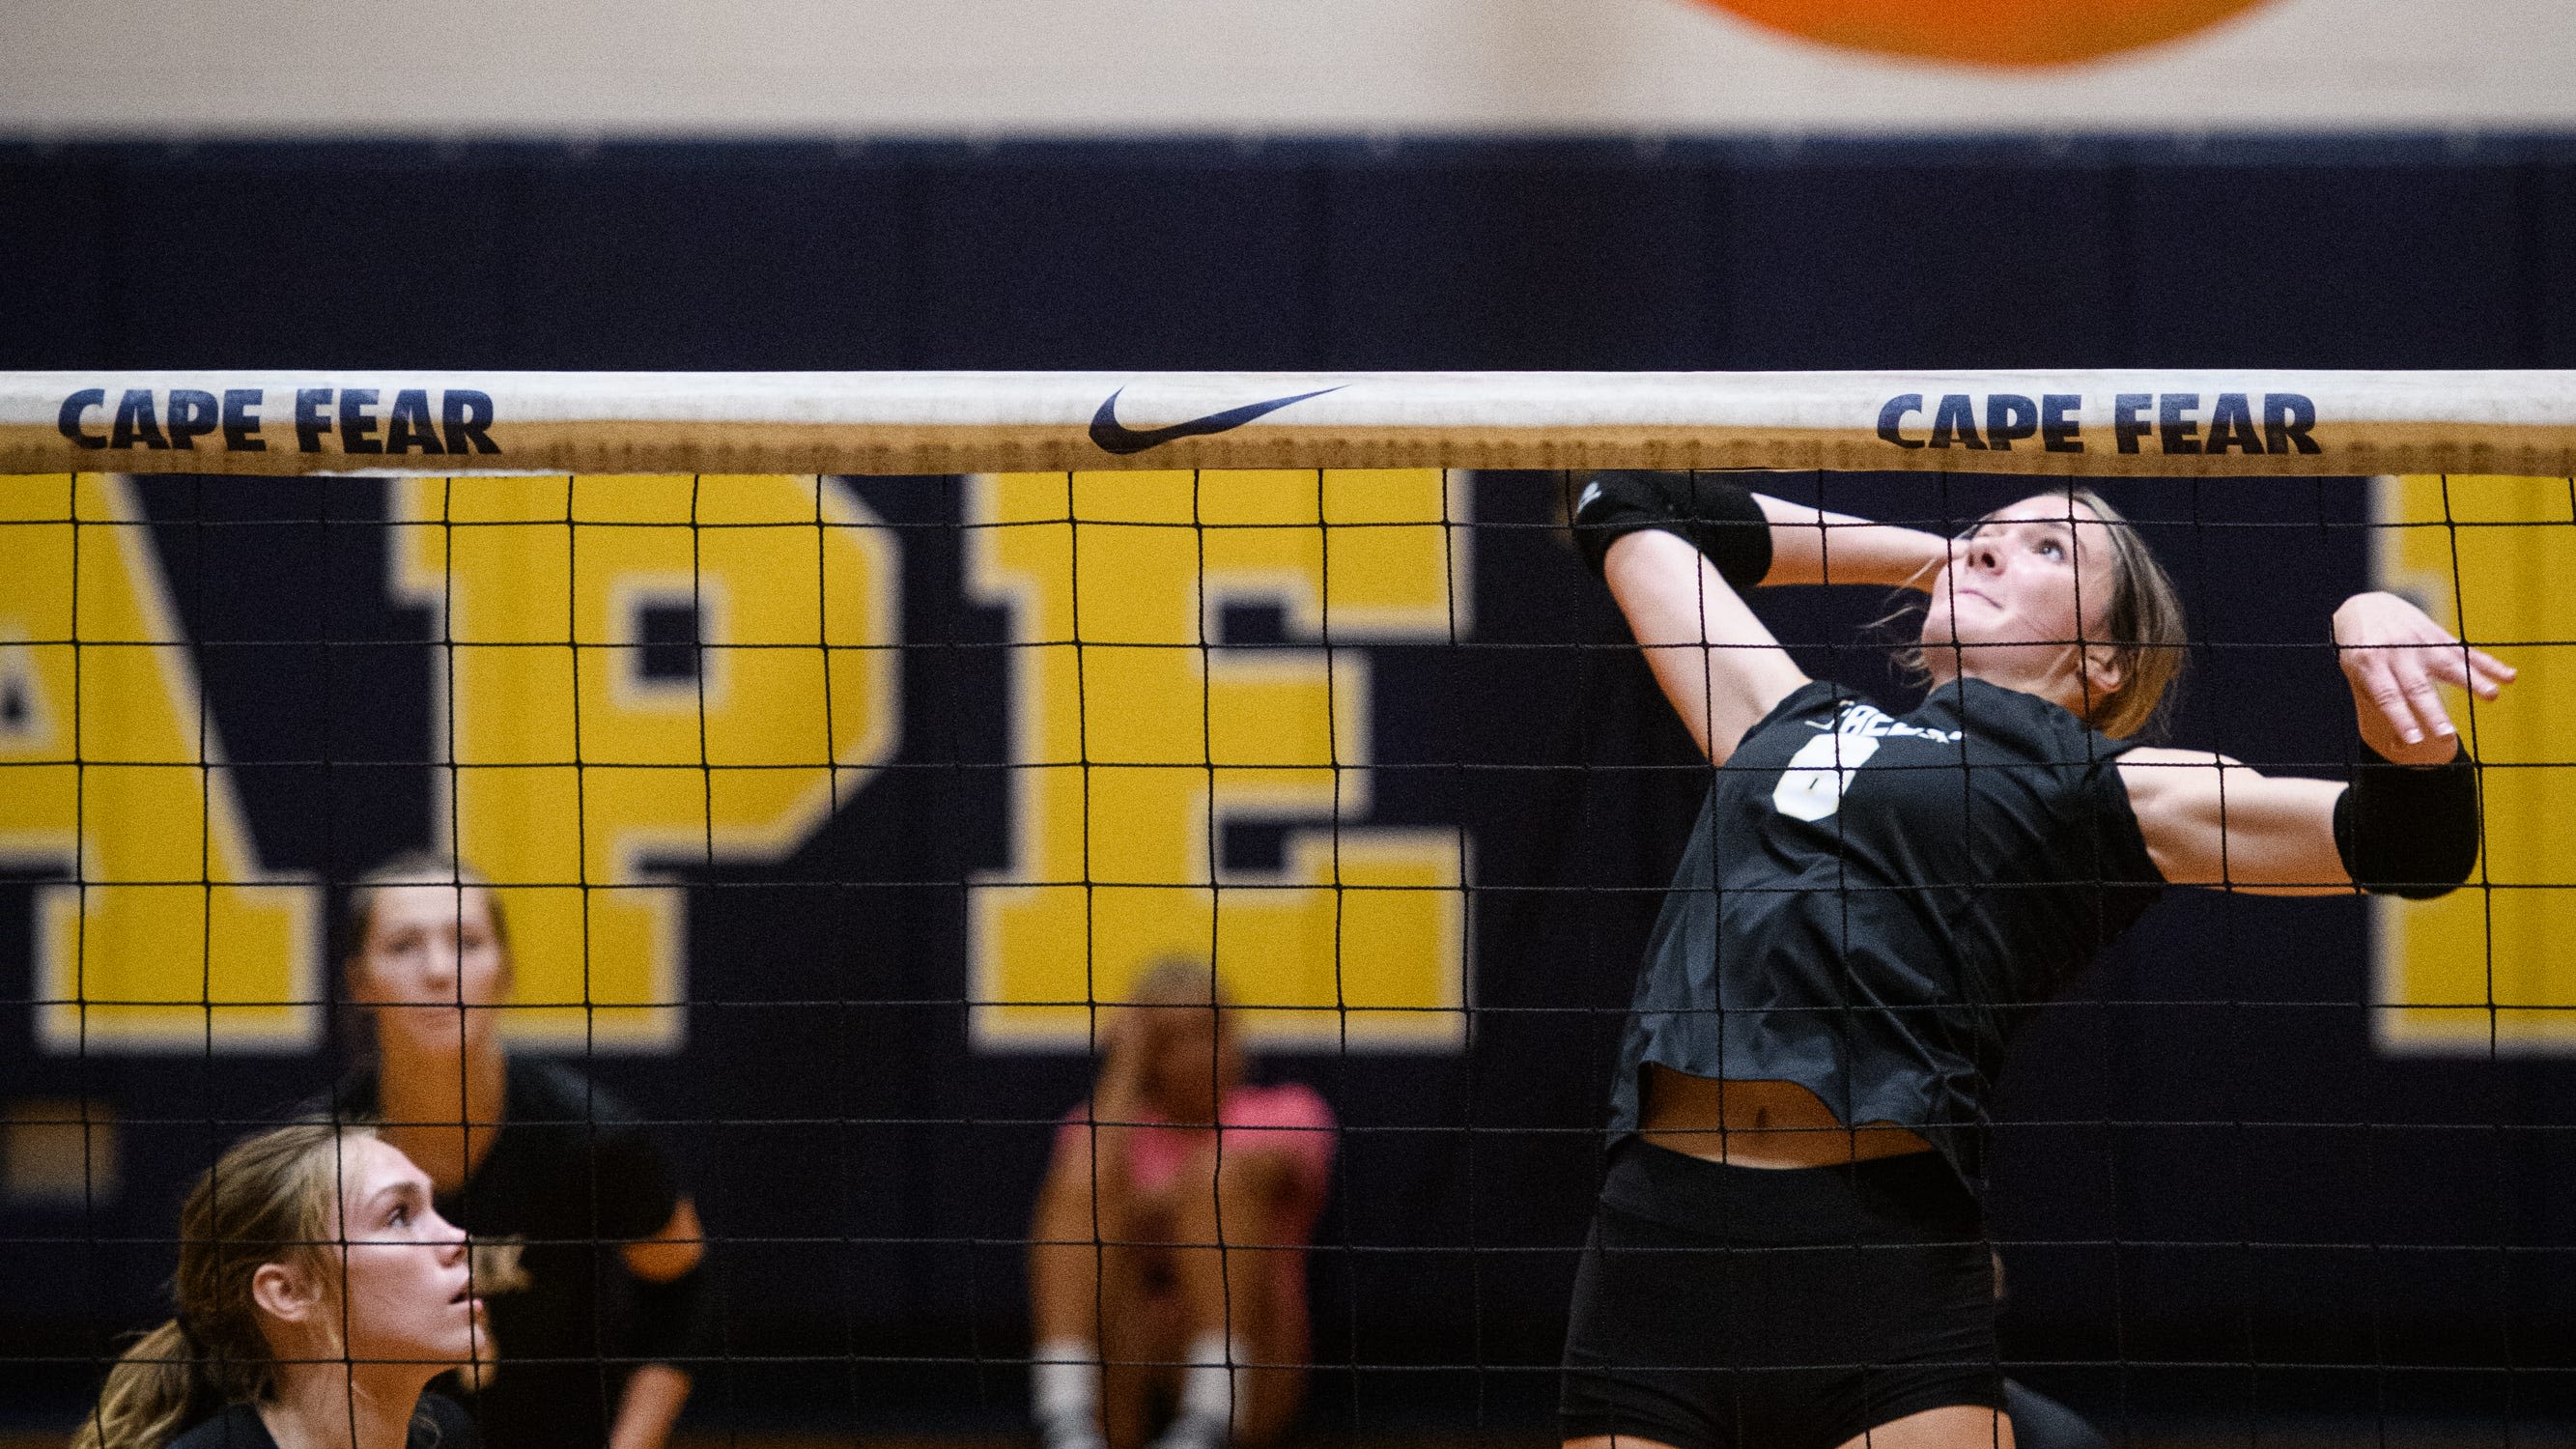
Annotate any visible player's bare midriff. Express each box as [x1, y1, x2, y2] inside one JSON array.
[[1638, 1064, 1938, 1169]]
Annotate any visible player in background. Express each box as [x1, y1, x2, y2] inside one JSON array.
[[329, 853, 707, 1449], [1030, 960, 1336, 1449]]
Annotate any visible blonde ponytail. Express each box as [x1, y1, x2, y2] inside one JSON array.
[[71, 1321, 213, 1449]]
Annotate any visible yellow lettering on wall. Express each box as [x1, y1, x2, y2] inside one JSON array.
[[2376, 474, 2576, 1051], [0, 473, 317, 1050], [968, 469, 1468, 1049], [392, 475, 897, 1049]]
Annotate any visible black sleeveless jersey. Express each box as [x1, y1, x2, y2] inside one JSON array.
[[1608, 677, 2166, 1185]]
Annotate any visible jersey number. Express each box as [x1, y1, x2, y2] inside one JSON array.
[[1771, 731, 1881, 822]]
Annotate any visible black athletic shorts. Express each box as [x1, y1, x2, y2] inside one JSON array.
[[1560, 1141, 2001, 1449]]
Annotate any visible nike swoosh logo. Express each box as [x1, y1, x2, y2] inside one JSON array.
[[1088, 385, 1343, 456]]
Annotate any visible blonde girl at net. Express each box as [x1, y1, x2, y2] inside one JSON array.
[[76, 1122, 485, 1449]]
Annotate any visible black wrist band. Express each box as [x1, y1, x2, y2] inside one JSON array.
[[1571, 471, 1771, 590], [2333, 740, 2479, 898]]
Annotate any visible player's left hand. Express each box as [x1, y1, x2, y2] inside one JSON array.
[[2333, 590, 2516, 764]]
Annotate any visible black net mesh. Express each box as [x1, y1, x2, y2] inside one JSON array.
[[6, 467, 2574, 1448]]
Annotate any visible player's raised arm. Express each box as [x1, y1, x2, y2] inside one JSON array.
[[2118, 589, 2514, 897], [1572, 472, 1945, 765], [1751, 493, 1952, 590]]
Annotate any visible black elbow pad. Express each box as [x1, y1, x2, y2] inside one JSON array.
[[2333, 744, 2480, 898], [1571, 471, 1771, 590], [630, 1263, 709, 1366]]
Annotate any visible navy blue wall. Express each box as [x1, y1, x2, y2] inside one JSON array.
[[8, 136, 2576, 1435], [8, 135, 2574, 374]]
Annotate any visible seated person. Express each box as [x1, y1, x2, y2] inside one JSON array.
[[1029, 960, 1335, 1449]]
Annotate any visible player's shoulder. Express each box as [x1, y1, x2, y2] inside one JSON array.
[[502, 1059, 680, 1221], [1233, 1080, 1335, 1130], [410, 1391, 481, 1449], [1767, 678, 1845, 723], [511, 1056, 645, 1127], [1735, 678, 1853, 749], [1225, 1082, 1338, 1181]]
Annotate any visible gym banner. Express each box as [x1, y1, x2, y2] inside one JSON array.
[[5, 457, 2571, 1057]]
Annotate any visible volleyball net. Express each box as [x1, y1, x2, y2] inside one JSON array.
[[7, 369, 2576, 1441]]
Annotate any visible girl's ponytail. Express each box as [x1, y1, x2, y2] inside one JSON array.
[[71, 1320, 215, 1449]]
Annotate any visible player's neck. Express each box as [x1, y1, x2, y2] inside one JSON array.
[[378, 1031, 504, 1106], [375, 1040, 507, 1192], [261, 1356, 431, 1449], [1938, 651, 2092, 722]]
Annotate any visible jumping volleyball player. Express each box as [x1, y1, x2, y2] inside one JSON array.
[[1558, 474, 2508, 1449]]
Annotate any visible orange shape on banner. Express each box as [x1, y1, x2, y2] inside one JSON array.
[[1696, 0, 2275, 67]]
